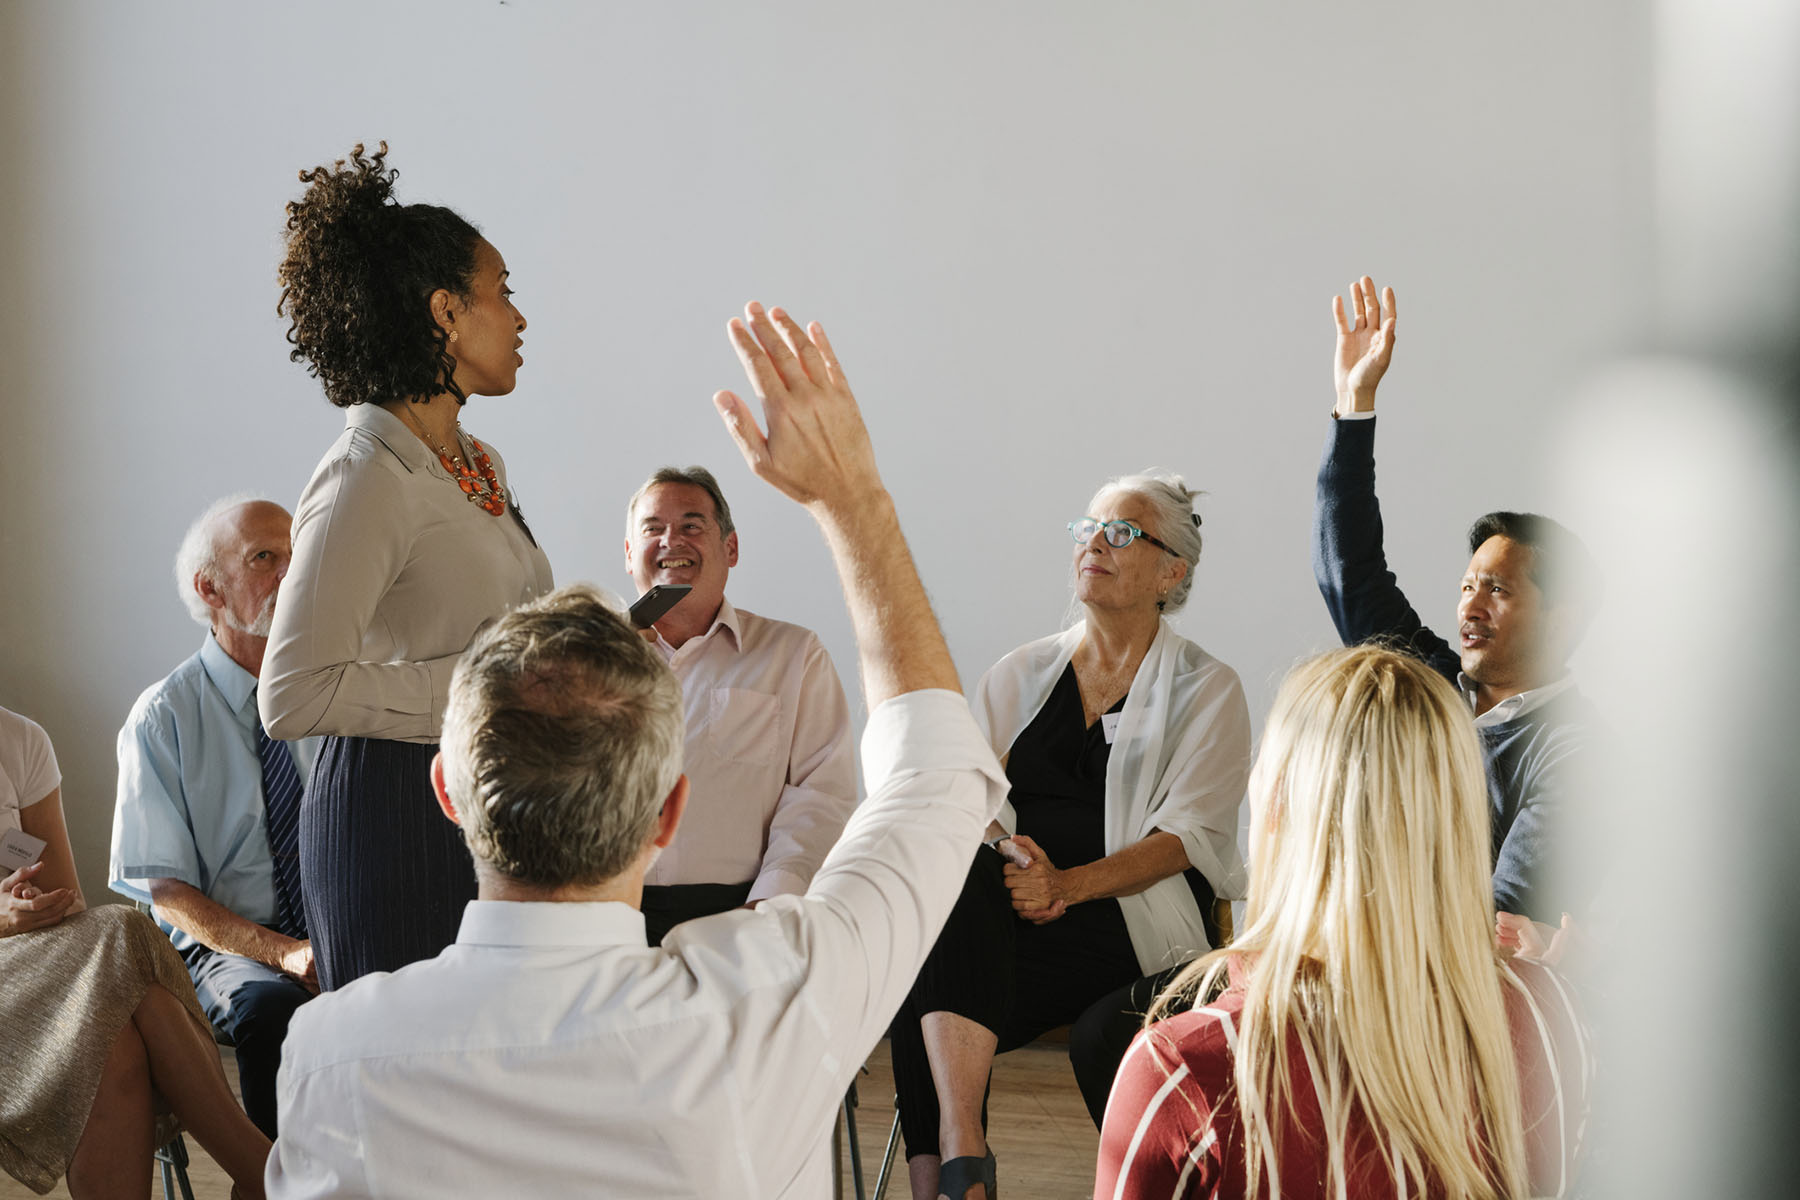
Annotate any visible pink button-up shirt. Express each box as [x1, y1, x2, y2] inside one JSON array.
[[646, 600, 856, 902]]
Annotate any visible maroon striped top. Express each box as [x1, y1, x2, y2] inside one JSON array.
[[1095, 958, 1592, 1199]]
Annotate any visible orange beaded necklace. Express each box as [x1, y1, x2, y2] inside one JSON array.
[[436, 433, 508, 516], [398, 407, 508, 517]]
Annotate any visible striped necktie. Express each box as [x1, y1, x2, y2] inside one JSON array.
[[254, 718, 308, 940]]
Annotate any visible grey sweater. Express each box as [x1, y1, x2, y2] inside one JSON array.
[[1313, 415, 1597, 921]]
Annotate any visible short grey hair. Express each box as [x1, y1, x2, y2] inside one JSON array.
[[440, 584, 685, 888], [173, 493, 266, 626], [625, 466, 735, 537], [1089, 470, 1205, 613]]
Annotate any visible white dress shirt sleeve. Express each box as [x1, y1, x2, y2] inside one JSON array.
[[775, 688, 1007, 1070], [747, 634, 857, 902]]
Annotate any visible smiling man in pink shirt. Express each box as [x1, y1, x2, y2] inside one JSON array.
[[623, 466, 856, 943]]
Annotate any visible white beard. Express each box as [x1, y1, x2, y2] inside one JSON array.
[[224, 589, 278, 639]]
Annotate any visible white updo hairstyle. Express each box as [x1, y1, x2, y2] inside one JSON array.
[[1086, 470, 1204, 613]]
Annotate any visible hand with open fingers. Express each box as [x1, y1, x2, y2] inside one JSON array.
[[0, 863, 76, 936], [1332, 275, 1397, 415], [1002, 833, 1074, 918], [713, 302, 882, 514]]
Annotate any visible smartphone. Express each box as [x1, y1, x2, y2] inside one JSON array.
[[0, 828, 47, 873], [628, 584, 692, 629]]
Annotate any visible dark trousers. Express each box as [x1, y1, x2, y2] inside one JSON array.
[[640, 881, 755, 946], [180, 943, 312, 1138], [889, 850, 1141, 1159], [1066, 880, 1225, 1128], [1067, 961, 1193, 1127], [301, 737, 476, 991]]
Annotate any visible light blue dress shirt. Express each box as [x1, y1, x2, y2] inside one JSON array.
[[108, 634, 320, 952]]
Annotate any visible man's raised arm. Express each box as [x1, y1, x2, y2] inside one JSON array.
[[1312, 278, 1458, 675], [713, 303, 958, 705]]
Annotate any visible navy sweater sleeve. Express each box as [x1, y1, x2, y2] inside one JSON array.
[[1311, 416, 1460, 680]]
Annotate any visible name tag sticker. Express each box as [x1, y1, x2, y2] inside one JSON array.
[[1101, 712, 1122, 744], [0, 828, 47, 873]]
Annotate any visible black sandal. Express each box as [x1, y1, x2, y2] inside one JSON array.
[[937, 1150, 997, 1200]]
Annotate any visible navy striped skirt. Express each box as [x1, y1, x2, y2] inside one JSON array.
[[299, 736, 477, 991]]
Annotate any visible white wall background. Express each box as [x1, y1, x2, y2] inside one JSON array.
[[0, 1, 1652, 905]]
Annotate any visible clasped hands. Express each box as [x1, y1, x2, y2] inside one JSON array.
[[1001, 833, 1076, 925], [0, 861, 77, 937]]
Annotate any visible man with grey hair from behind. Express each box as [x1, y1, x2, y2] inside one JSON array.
[[267, 302, 1010, 1199]]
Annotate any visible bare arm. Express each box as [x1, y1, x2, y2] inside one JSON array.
[[1, 788, 84, 935], [18, 787, 83, 903], [147, 877, 317, 991], [714, 303, 958, 704]]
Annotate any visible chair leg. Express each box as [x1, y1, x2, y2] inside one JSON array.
[[154, 1133, 197, 1200], [871, 1101, 902, 1200], [844, 1080, 867, 1200]]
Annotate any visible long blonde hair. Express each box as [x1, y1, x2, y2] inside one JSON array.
[[1150, 646, 1529, 1199]]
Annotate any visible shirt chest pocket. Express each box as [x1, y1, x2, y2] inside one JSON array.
[[698, 688, 783, 771]]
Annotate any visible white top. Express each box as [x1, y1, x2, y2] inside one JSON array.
[[971, 621, 1251, 975], [266, 688, 1008, 1199], [646, 599, 856, 901], [261, 403, 555, 743], [0, 707, 60, 838]]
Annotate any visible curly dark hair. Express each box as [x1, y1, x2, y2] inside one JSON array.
[[277, 142, 483, 408]]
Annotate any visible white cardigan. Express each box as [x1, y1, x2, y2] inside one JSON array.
[[970, 621, 1251, 975]]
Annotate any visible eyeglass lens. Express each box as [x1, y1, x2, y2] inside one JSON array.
[[1071, 519, 1136, 547]]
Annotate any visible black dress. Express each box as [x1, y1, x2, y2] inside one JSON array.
[[888, 663, 1146, 1160]]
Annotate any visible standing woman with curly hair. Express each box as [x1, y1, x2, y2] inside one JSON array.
[[261, 143, 553, 990]]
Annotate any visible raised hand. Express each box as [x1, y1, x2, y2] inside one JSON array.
[[713, 301, 959, 707], [714, 302, 883, 517], [1332, 275, 1396, 416]]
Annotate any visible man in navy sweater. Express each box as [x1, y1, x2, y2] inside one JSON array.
[[1313, 277, 1600, 927]]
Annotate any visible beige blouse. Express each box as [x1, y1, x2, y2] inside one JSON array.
[[260, 403, 554, 744]]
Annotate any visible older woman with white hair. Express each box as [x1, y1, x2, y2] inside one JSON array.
[[890, 471, 1251, 1200]]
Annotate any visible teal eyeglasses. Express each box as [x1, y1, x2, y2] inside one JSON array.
[[1067, 518, 1177, 556]]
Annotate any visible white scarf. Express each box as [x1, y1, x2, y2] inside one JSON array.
[[970, 620, 1251, 974]]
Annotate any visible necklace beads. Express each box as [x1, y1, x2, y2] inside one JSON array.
[[435, 435, 508, 517]]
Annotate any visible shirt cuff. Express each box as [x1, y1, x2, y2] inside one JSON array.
[[1336, 409, 1376, 421], [747, 868, 809, 904], [858, 689, 1007, 797]]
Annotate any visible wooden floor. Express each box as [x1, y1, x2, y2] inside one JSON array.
[[3, 1040, 1101, 1199]]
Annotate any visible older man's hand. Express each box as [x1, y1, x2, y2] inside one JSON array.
[[280, 938, 321, 994], [714, 303, 883, 518]]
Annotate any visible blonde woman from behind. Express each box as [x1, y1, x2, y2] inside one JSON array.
[[1096, 646, 1591, 1200]]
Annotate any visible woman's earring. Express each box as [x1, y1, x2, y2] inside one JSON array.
[[448, 330, 459, 343]]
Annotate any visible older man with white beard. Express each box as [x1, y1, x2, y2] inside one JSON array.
[[109, 495, 320, 1137]]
